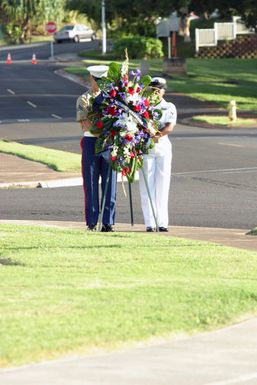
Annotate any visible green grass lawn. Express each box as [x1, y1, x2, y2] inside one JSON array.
[[170, 59, 257, 111], [192, 115, 257, 127], [66, 54, 257, 112], [1, 224, 257, 367], [0, 140, 81, 172]]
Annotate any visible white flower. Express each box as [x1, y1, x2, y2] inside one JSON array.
[[147, 121, 158, 136], [125, 93, 140, 104], [111, 145, 118, 157], [126, 115, 138, 133]]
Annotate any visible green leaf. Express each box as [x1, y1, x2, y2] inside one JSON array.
[[90, 126, 102, 136], [95, 138, 105, 153], [108, 62, 122, 82], [141, 75, 152, 86]]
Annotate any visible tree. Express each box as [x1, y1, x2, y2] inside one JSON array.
[[66, 0, 174, 36], [1, 0, 67, 43], [66, 0, 257, 36]]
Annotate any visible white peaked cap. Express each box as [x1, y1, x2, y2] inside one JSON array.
[[150, 77, 167, 89], [87, 65, 109, 78]]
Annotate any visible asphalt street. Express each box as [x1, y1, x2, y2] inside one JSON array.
[[0, 39, 99, 61], [0, 57, 257, 229]]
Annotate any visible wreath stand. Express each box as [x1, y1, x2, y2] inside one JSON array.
[[97, 165, 159, 232]]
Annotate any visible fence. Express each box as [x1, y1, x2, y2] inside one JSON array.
[[195, 17, 254, 52]]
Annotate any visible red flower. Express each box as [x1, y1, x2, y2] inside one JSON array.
[[144, 99, 150, 107], [130, 152, 135, 158], [143, 111, 149, 119], [125, 133, 133, 141], [107, 106, 116, 116], [96, 120, 104, 129], [128, 87, 134, 95], [122, 166, 130, 176], [109, 89, 117, 98], [136, 87, 141, 93], [111, 155, 116, 161], [111, 130, 116, 136], [134, 105, 141, 112]]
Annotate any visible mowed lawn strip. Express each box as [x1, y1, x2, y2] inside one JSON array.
[[66, 56, 257, 112], [0, 140, 81, 172], [169, 59, 257, 111], [1, 224, 257, 367], [192, 115, 257, 127]]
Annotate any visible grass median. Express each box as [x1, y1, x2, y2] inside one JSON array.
[[1, 224, 257, 367], [192, 115, 257, 127], [66, 55, 257, 112], [0, 140, 81, 172]]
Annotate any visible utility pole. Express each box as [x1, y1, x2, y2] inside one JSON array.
[[101, 0, 106, 55]]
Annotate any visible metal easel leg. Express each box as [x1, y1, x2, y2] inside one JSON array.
[[128, 182, 134, 226]]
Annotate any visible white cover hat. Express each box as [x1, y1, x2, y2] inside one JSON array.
[[87, 65, 108, 78], [150, 77, 167, 89]]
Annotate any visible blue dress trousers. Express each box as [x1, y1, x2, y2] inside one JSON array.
[[81, 136, 117, 226]]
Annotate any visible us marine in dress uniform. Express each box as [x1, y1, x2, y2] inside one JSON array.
[[76, 65, 117, 232]]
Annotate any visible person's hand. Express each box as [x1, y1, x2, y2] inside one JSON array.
[[80, 94, 89, 109], [153, 131, 162, 143], [81, 119, 92, 132]]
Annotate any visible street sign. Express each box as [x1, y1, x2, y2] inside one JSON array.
[[45, 21, 57, 35]]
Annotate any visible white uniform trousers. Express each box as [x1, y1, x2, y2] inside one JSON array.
[[139, 136, 172, 228]]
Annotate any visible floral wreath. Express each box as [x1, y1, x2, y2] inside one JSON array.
[[88, 54, 162, 183]]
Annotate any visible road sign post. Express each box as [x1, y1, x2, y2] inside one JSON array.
[[45, 21, 56, 61]]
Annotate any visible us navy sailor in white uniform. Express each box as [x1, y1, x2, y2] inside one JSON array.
[[76, 65, 117, 232], [139, 77, 177, 232]]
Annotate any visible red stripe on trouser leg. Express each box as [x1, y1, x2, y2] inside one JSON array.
[[80, 137, 87, 224]]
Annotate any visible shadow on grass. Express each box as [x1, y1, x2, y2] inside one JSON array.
[[0, 257, 25, 266]]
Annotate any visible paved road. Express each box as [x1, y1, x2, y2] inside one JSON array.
[[1, 121, 257, 229], [0, 63, 85, 121], [0, 62, 256, 229], [0, 40, 99, 61]]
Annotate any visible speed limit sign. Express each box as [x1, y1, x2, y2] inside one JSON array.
[[45, 21, 57, 35]]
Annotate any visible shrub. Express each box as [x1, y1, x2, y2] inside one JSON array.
[[113, 36, 164, 59]]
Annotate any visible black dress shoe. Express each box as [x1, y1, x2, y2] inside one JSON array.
[[146, 227, 155, 232], [87, 225, 96, 231], [158, 227, 168, 232], [101, 224, 114, 232]]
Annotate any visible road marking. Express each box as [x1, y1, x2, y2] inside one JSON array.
[[217, 142, 244, 148], [27, 101, 37, 108], [173, 166, 257, 176], [51, 114, 62, 120], [206, 371, 257, 385], [7, 88, 15, 95], [17, 119, 30, 122]]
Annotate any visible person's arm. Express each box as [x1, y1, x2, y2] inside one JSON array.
[[76, 93, 92, 132], [159, 122, 174, 137], [154, 102, 177, 141]]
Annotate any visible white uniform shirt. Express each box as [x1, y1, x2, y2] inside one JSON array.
[[149, 98, 177, 154], [157, 98, 177, 139]]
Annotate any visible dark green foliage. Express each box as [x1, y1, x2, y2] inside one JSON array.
[[113, 36, 164, 59]]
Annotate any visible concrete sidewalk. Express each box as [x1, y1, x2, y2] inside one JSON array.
[[1, 219, 257, 252], [1, 317, 257, 385], [1, 152, 257, 251]]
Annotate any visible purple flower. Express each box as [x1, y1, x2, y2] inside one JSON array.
[[130, 69, 141, 81]]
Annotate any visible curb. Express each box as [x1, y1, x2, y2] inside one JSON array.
[[55, 69, 88, 88], [0, 172, 139, 189]]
